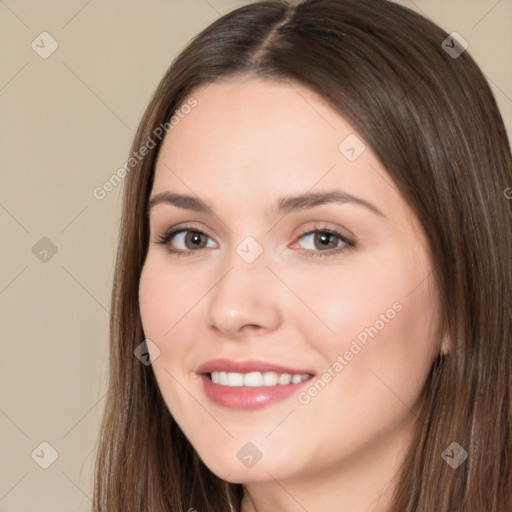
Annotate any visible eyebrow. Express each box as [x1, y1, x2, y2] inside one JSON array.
[[149, 189, 385, 218]]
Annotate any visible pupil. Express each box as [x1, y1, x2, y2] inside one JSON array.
[[188, 232, 204, 248], [317, 232, 334, 248]]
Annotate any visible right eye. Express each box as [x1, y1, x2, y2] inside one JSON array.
[[156, 227, 217, 256]]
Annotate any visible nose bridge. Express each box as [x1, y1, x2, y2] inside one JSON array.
[[204, 243, 281, 337]]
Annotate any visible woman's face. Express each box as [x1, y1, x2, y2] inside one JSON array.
[[139, 77, 445, 488]]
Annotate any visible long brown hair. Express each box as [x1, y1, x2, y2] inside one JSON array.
[[93, 0, 512, 510]]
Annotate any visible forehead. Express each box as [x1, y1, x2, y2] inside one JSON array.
[[158, 79, 346, 175], [158, 78, 349, 167], [151, 78, 411, 227]]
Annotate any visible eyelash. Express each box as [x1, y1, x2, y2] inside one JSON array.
[[155, 224, 356, 258]]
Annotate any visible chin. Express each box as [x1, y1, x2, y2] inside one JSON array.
[[197, 450, 290, 484]]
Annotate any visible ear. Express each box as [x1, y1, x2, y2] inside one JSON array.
[[440, 332, 452, 357]]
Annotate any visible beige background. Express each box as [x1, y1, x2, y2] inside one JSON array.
[[1, 1, 510, 510]]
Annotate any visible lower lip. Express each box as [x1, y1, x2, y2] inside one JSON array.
[[199, 374, 312, 410]]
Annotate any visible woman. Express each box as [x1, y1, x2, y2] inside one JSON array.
[[93, 0, 512, 510]]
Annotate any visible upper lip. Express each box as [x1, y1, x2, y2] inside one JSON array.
[[196, 358, 315, 375]]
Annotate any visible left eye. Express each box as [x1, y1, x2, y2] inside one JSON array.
[[294, 229, 351, 253]]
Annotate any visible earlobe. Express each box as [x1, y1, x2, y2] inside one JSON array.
[[440, 334, 451, 357]]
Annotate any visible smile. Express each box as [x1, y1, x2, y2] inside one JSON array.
[[209, 371, 311, 387]]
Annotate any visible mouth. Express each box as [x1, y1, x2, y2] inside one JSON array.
[[196, 359, 315, 410]]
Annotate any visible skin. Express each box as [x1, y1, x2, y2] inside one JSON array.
[[138, 77, 449, 512]]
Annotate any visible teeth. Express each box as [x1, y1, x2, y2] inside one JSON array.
[[209, 371, 310, 387], [291, 374, 303, 384], [227, 372, 244, 386], [263, 372, 278, 386], [278, 373, 292, 385]]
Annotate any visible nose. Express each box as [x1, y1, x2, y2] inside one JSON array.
[[204, 256, 282, 339]]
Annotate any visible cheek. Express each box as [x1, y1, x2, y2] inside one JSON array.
[[139, 266, 169, 342], [287, 262, 438, 469], [300, 246, 438, 392], [297, 250, 424, 351], [138, 258, 199, 419], [138, 255, 214, 411], [138, 256, 200, 343]]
